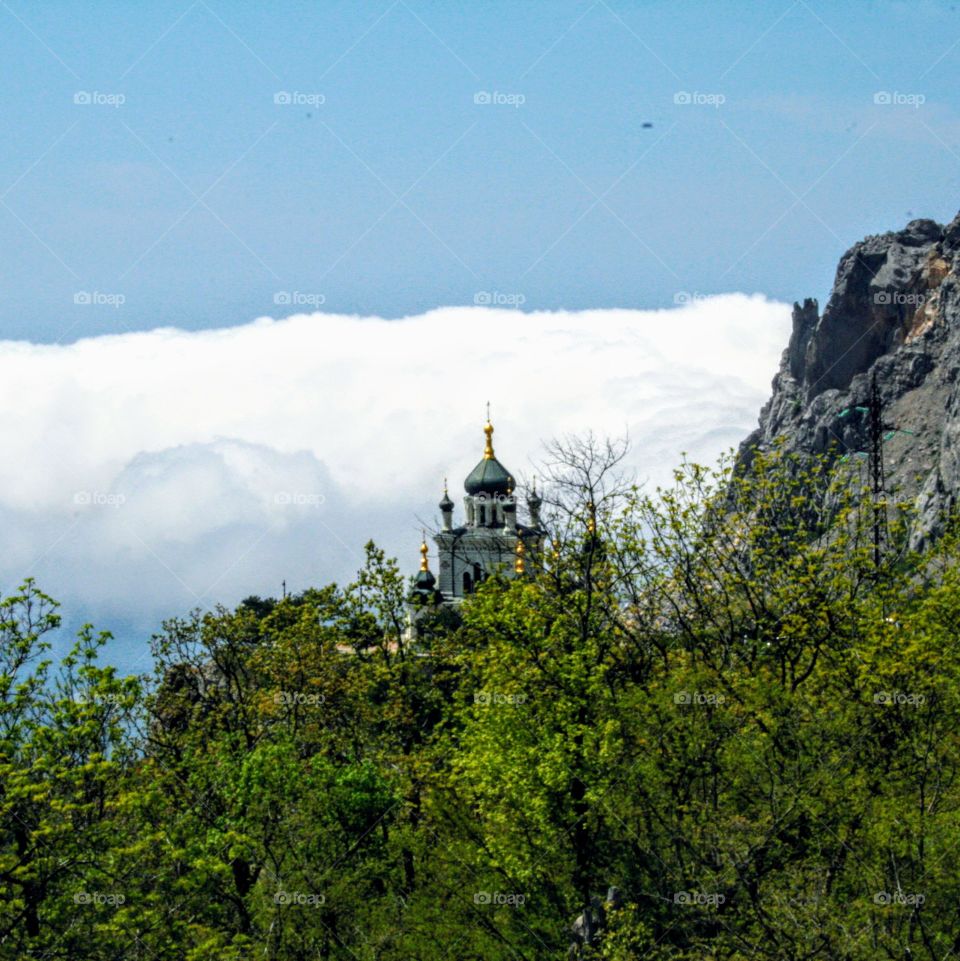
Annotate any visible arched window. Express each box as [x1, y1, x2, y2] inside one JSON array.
[[473, 563, 482, 584], [478, 504, 486, 526], [462, 571, 473, 594]]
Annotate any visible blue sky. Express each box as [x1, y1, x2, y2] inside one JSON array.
[[4, 0, 959, 669], [1, 0, 959, 343]]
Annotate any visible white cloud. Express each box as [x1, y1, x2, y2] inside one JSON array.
[[0, 297, 790, 668]]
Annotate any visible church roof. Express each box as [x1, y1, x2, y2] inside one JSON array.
[[413, 537, 438, 594], [464, 417, 513, 496], [464, 456, 512, 495]]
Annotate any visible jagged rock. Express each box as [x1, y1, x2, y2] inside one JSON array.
[[740, 209, 960, 549]]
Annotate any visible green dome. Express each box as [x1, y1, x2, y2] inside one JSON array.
[[464, 456, 512, 496], [464, 418, 514, 495]]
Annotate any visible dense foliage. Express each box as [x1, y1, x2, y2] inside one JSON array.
[[3, 442, 960, 960]]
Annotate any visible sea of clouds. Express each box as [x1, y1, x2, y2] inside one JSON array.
[[0, 296, 790, 672]]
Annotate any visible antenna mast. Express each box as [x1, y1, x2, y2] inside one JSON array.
[[867, 371, 887, 568]]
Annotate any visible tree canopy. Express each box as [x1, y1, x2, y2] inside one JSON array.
[[2, 442, 959, 960]]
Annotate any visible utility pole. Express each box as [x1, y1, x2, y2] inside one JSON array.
[[837, 372, 914, 570], [867, 371, 887, 568]]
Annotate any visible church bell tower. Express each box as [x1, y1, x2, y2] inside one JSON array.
[[429, 411, 543, 602]]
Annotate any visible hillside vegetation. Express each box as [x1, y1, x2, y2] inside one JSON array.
[[2, 441, 960, 960]]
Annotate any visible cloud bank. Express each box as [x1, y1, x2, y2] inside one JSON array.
[[0, 297, 790, 670]]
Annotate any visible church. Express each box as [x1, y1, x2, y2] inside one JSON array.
[[411, 413, 544, 606]]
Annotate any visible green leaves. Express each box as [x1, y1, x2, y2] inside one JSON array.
[[8, 442, 960, 959], [0, 582, 142, 958]]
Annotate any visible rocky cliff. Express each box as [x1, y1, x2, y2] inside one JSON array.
[[740, 210, 960, 548]]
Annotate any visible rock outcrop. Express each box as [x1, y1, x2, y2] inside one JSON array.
[[740, 210, 960, 548]]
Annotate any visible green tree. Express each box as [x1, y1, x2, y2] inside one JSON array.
[[0, 580, 140, 960]]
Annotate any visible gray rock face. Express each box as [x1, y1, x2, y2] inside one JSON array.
[[740, 211, 960, 549]]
